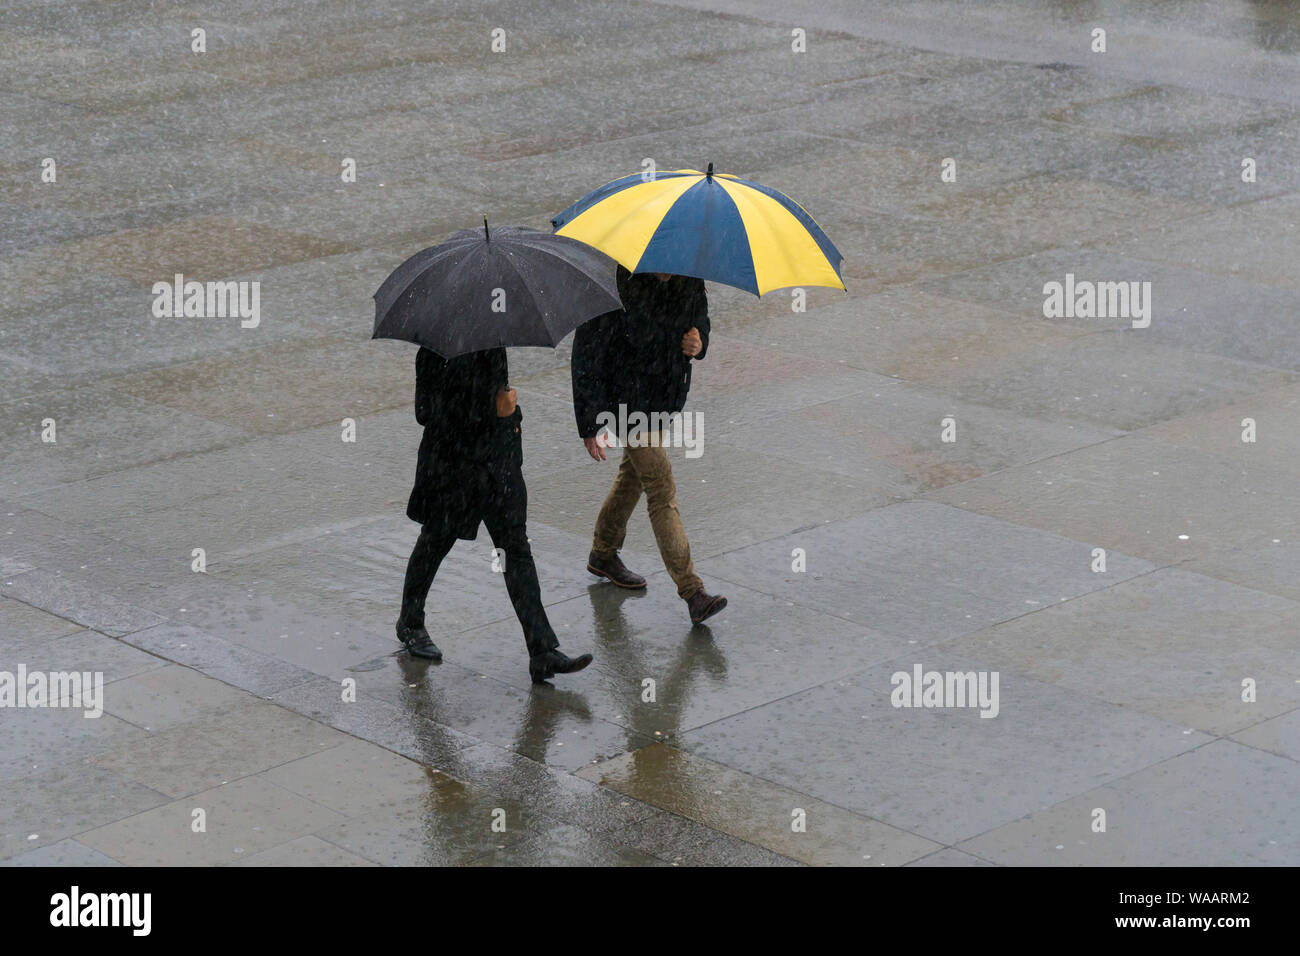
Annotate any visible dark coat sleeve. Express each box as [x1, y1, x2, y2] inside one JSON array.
[[572, 313, 613, 438], [690, 279, 710, 361]]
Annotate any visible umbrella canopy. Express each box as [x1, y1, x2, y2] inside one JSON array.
[[372, 221, 622, 358], [550, 164, 845, 296]]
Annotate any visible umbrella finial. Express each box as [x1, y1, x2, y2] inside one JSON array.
[[483, 216, 490, 241], [706, 162, 714, 180]]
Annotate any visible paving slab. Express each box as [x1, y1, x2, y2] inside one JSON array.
[[699, 500, 1156, 641], [957, 740, 1300, 865], [0, 568, 166, 637], [679, 657, 1213, 846], [0, 839, 125, 867], [929, 436, 1300, 564], [435, 577, 907, 737], [0, 384, 250, 498], [0, 763, 168, 861], [1231, 708, 1300, 764], [89, 696, 350, 798], [342, 654, 652, 772], [579, 743, 941, 865], [229, 834, 379, 867], [935, 568, 1300, 736], [77, 775, 348, 867]]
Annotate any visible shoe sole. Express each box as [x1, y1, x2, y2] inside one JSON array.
[[690, 596, 728, 625], [586, 564, 647, 589]]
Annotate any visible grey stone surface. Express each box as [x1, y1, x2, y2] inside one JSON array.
[[698, 500, 1157, 641], [957, 740, 1300, 865], [1, 568, 166, 637], [678, 657, 1213, 845]]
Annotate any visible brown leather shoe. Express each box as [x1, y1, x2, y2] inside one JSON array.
[[686, 589, 728, 624], [587, 550, 647, 589]]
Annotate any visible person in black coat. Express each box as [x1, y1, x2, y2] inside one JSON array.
[[398, 346, 592, 683], [571, 268, 728, 625]]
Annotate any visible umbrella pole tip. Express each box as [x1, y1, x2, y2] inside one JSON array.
[[706, 162, 714, 179], [483, 216, 489, 241]]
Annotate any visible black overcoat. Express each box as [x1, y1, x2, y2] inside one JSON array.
[[571, 268, 709, 438], [405, 346, 524, 538]]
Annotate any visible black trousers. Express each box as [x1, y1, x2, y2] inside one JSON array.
[[399, 503, 560, 659]]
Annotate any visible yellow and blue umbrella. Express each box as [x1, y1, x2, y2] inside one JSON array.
[[551, 164, 845, 296]]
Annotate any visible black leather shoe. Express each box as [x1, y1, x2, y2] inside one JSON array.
[[530, 649, 594, 684], [686, 589, 728, 625], [396, 621, 442, 661], [587, 550, 647, 589]]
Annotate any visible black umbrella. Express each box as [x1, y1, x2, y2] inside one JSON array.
[[372, 220, 622, 358]]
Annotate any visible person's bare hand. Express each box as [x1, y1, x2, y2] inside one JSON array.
[[583, 433, 608, 462], [495, 388, 517, 417], [681, 327, 702, 357]]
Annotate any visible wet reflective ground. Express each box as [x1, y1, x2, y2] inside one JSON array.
[[3, 0, 1300, 865]]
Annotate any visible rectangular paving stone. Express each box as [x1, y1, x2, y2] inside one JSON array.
[[721, 286, 1090, 387], [0, 568, 165, 637], [699, 500, 1156, 642], [3, 626, 167, 687], [310, 780, 546, 867], [1137, 380, 1300, 476], [98, 663, 250, 732], [920, 246, 1300, 372], [905, 848, 996, 867], [78, 775, 347, 866], [16, 430, 408, 562], [217, 513, 653, 645], [261, 737, 442, 818], [451, 580, 911, 738], [580, 743, 940, 865], [448, 742, 660, 835], [679, 656, 1212, 845], [603, 807, 803, 867], [462, 820, 670, 866], [0, 384, 250, 498], [90, 697, 350, 798], [710, 376, 1117, 491], [229, 834, 378, 867], [0, 705, 149, 781], [935, 568, 1300, 736], [270, 674, 482, 765], [0, 762, 168, 861], [0, 284, 325, 379], [0, 595, 82, 641], [1103, 193, 1300, 292], [123, 622, 320, 699], [929, 435, 1300, 564], [1184, 536, 1300, 604], [349, 655, 650, 772], [957, 740, 1300, 865], [57, 216, 357, 285], [1230, 708, 1300, 763], [0, 838, 124, 867], [105, 336, 413, 436]]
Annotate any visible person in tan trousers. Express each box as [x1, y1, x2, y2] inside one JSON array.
[[570, 267, 728, 625]]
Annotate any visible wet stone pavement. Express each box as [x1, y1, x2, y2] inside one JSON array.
[[3, 0, 1300, 866]]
